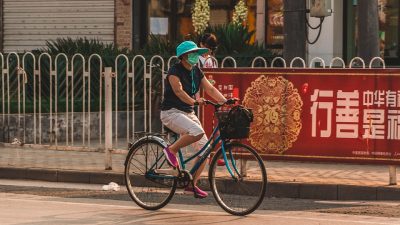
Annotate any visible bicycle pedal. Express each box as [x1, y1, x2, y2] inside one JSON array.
[[154, 169, 179, 176]]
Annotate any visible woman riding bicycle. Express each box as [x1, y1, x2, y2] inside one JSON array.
[[160, 41, 227, 198]]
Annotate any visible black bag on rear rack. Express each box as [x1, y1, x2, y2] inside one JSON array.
[[217, 105, 253, 139]]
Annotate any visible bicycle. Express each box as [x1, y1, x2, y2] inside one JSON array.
[[124, 99, 267, 216]]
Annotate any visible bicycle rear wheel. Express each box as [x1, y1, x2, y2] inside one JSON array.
[[209, 142, 267, 216], [124, 138, 177, 210]]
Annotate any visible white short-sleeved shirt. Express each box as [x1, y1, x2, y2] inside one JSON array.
[[199, 55, 217, 68]]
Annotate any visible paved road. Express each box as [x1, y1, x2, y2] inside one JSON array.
[[3, 192, 400, 225], [1, 180, 400, 225]]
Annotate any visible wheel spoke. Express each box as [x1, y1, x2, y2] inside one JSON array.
[[209, 143, 267, 216], [124, 139, 176, 210], [129, 159, 146, 174]]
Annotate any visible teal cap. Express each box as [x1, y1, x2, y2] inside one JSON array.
[[176, 41, 209, 58]]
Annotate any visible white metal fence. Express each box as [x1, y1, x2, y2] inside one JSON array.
[[0, 53, 386, 169]]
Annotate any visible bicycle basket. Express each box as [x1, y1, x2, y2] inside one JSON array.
[[217, 105, 253, 139]]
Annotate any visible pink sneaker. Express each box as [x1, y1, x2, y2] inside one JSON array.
[[163, 146, 178, 168], [208, 158, 226, 166], [184, 186, 208, 198], [217, 159, 226, 166]]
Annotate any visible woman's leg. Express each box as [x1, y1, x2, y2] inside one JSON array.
[[188, 133, 210, 197], [168, 133, 202, 154], [160, 109, 205, 154], [187, 114, 209, 187], [193, 156, 207, 185]]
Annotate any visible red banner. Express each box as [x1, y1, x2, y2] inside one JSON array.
[[202, 68, 400, 164]]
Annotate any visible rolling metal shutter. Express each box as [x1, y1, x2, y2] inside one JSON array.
[[3, 0, 115, 53]]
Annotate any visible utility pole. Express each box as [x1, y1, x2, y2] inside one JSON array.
[[256, 0, 266, 44], [357, 0, 379, 65], [283, 0, 306, 66]]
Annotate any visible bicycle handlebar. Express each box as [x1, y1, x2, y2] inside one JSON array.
[[204, 98, 238, 109]]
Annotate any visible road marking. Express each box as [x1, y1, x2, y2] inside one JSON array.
[[1, 195, 400, 225]]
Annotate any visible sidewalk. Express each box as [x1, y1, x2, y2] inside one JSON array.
[[1, 146, 400, 200]]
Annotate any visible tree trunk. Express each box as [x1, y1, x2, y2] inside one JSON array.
[[357, 0, 380, 66], [283, 0, 306, 67]]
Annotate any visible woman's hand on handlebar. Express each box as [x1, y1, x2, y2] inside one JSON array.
[[215, 98, 239, 105], [203, 98, 239, 107], [195, 97, 206, 106], [225, 98, 239, 105]]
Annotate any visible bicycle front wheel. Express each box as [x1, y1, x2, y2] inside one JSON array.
[[209, 143, 267, 216], [124, 138, 177, 210]]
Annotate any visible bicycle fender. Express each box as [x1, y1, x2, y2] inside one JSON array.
[[125, 135, 168, 166], [136, 135, 168, 147]]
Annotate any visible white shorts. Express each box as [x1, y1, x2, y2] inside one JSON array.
[[160, 108, 209, 156]]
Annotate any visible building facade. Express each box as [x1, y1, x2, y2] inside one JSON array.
[[0, 0, 398, 66], [125, 0, 400, 66]]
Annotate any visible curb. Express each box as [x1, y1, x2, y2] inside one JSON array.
[[1, 167, 400, 201]]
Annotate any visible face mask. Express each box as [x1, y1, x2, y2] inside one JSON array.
[[187, 52, 199, 65]]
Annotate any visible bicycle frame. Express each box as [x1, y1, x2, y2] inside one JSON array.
[[178, 124, 240, 179], [146, 123, 240, 181]]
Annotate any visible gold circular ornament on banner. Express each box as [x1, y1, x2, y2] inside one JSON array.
[[243, 75, 303, 154]]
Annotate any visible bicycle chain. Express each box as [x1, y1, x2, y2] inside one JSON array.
[[145, 170, 192, 189], [176, 170, 192, 188]]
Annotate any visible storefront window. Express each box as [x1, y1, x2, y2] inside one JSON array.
[[210, 0, 234, 26], [144, 0, 257, 45], [177, 0, 195, 39], [345, 0, 400, 65], [380, 0, 399, 59], [148, 0, 170, 36], [148, 0, 172, 38], [148, 0, 236, 41], [148, 0, 194, 40], [266, 0, 284, 55]]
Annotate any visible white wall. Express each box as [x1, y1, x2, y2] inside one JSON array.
[[307, 0, 344, 67]]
